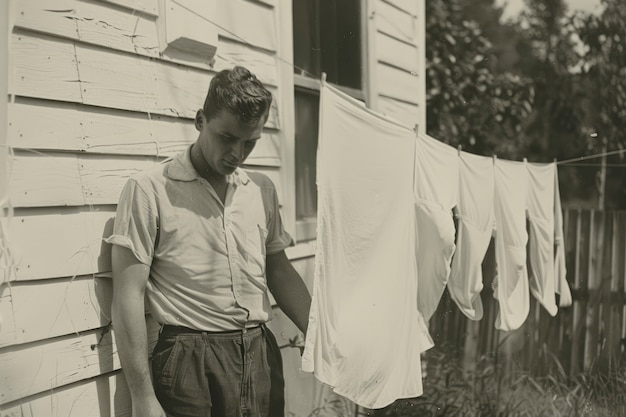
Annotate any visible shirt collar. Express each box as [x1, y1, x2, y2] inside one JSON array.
[[165, 145, 250, 185]]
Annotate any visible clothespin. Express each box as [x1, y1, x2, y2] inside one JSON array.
[[414, 124, 419, 137], [523, 157, 528, 166], [320, 72, 327, 85], [492, 154, 497, 165], [457, 144, 462, 156]]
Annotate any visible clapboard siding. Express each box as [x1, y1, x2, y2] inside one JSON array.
[[13, 0, 160, 57], [0, 371, 132, 417], [378, 95, 419, 129], [9, 207, 115, 281], [383, 0, 418, 16], [14, 1, 280, 85], [376, 31, 419, 73], [8, 99, 280, 165], [101, 0, 159, 17], [9, 153, 283, 209], [0, 276, 112, 348], [369, 0, 423, 128], [0, 245, 313, 351], [376, 0, 416, 44], [0, 320, 160, 406], [377, 63, 420, 105], [216, 0, 277, 52], [10, 31, 280, 128]]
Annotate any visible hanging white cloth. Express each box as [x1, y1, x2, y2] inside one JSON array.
[[554, 167, 572, 306], [302, 82, 433, 409], [527, 162, 559, 315], [414, 133, 459, 321], [493, 159, 530, 331], [448, 151, 495, 320]]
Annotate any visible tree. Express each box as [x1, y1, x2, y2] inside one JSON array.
[[425, 0, 534, 158], [575, 0, 626, 208]]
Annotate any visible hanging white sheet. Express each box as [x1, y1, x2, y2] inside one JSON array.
[[302, 82, 432, 409]]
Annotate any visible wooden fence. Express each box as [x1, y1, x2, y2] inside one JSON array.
[[428, 209, 626, 378]]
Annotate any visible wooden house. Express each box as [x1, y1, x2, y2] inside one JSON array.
[[0, 0, 426, 415]]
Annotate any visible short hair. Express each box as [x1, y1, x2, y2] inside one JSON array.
[[203, 66, 272, 124]]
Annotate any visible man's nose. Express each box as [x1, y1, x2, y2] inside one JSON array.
[[231, 141, 245, 160]]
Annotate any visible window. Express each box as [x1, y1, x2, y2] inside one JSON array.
[[293, 0, 365, 240]]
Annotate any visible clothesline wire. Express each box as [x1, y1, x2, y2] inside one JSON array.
[[556, 149, 625, 164], [560, 163, 626, 167]]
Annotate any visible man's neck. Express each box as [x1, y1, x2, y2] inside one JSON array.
[[190, 143, 226, 183]]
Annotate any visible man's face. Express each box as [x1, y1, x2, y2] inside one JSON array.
[[197, 109, 266, 176]]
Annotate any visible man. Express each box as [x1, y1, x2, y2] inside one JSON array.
[[108, 66, 311, 417]]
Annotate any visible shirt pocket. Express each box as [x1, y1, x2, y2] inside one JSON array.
[[246, 224, 268, 277]]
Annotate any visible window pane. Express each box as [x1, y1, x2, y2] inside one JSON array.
[[320, 0, 361, 89], [293, 0, 361, 89], [295, 90, 320, 220], [293, 0, 321, 77]]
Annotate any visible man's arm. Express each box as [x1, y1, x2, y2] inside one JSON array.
[[111, 245, 166, 417], [266, 250, 311, 334]]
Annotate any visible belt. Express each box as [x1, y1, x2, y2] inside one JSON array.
[[159, 324, 263, 338]]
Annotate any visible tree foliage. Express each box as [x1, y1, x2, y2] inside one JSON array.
[[425, 0, 534, 158], [425, 0, 626, 207]]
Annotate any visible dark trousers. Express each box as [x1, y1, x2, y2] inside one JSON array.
[[151, 324, 285, 417]]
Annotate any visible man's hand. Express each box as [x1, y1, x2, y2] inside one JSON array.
[[131, 395, 167, 417]]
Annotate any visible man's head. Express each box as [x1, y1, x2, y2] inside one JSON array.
[[202, 66, 272, 125], [193, 67, 271, 178]]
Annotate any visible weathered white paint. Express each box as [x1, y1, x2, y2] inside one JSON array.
[[9, 152, 283, 208], [383, 0, 418, 16], [0, 371, 131, 417], [0, 276, 112, 348], [378, 95, 419, 129], [13, 0, 160, 57], [212, 38, 279, 87], [376, 31, 419, 73], [13, 0, 280, 84], [9, 152, 85, 207], [377, 63, 420, 105], [0, 0, 9, 208], [217, 0, 276, 52], [100, 0, 159, 17], [10, 32, 281, 127], [10, 32, 83, 102], [376, 0, 416, 44], [8, 99, 280, 164], [158, 0, 217, 57], [9, 207, 115, 281], [0, 320, 159, 406]]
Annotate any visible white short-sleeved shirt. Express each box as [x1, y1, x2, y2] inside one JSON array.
[[106, 146, 293, 331]]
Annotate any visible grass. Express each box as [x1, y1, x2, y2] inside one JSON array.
[[374, 346, 626, 417]]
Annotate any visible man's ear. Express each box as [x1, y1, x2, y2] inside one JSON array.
[[195, 109, 204, 131]]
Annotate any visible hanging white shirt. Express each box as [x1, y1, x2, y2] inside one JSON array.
[[493, 159, 530, 331], [414, 133, 459, 321], [448, 151, 495, 320], [302, 83, 433, 409]]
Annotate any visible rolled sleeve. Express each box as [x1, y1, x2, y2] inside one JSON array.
[[265, 185, 294, 255], [105, 178, 158, 266]]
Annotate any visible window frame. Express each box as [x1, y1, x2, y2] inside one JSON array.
[[293, 2, 370, 242]]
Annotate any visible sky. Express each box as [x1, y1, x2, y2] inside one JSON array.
[[496, 0, 604, 20]]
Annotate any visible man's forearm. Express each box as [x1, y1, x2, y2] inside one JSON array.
[[266, 251, 311, 334], [112, 299, 155, 398], [272, 275, 311, 334]]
